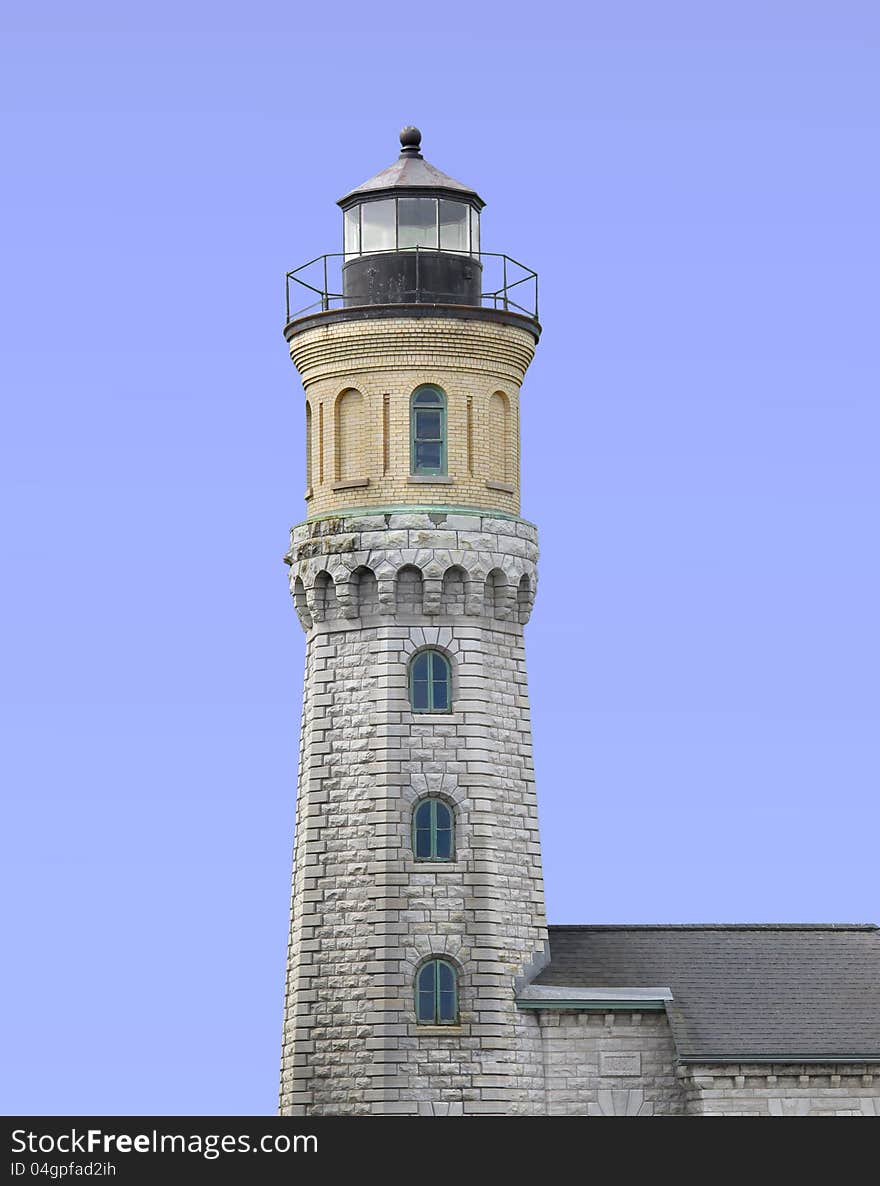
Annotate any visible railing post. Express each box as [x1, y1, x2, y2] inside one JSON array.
[[322, 256, 329, 311], [415, 245, 420, 303], [502, 255, 509, 311]]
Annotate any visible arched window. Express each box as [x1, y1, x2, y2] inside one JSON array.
[[409, 649, 451, 713], [413, 798, 455, 861], [415, 959, 458, 1025], [410, 386, 446, 476]]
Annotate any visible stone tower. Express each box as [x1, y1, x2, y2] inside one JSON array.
[[279, 128, 548, 1116]]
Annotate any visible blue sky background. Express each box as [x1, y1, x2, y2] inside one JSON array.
[[1, 2, 877, 1114]]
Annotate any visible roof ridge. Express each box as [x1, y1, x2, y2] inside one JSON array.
[[548, 923, 880, 932]]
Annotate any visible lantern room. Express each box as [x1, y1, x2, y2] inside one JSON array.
[[337, 126, 484, 307]]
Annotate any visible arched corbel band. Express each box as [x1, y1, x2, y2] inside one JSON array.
[[290, 552, 537, 628]]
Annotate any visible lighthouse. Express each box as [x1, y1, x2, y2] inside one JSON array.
[[279, 127, 548, 1116]]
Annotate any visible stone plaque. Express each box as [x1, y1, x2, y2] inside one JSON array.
[[600, 1051, 641, 1077]]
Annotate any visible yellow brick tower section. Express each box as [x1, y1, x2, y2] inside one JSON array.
[[285, 312, 537, 519]]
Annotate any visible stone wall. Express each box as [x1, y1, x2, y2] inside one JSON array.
[[285, 510, 538, 632], [536, 1019, 880, 1117], [276, 506, 880, 1119], [279, 512, 548, 1115], [680, 1064, 880, 1116], [539, 1011, 685, 1116]]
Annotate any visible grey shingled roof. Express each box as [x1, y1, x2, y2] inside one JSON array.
[[534, 925, 880, 1061]]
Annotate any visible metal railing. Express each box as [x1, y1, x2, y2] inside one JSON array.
[[284, 249, 539, 324]]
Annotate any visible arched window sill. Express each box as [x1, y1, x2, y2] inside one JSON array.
[[413, 1025, 466, 1035], [303, 485, 314, 500], [485, 479, 515, 493], [406, 859, 466, 874], [408, 474, 454, 485], [332, 476, 370, 491]]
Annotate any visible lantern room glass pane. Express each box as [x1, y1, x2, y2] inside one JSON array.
[[343, 206, 360, 260], [361, 199, 396, 253], [398, 197, 438, 250], [439, 200, 468, 253], [471, 210, 480, 256]]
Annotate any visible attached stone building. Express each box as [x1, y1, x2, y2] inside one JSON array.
[[278, 128, 880, 1116], [530, 924, 880, 1115]]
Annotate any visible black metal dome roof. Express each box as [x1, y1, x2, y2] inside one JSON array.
[[337, 126, 484, 209]]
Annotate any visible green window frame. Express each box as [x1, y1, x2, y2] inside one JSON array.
[[413, 798, 455, 861], [410, 385, 447, 476], [415, 959, 458, 1025], [409, 649, 451, 713]]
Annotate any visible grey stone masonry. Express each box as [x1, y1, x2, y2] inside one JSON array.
[[539, 1011, 685, 1116], [536, 1014, 880, 1115], [279, 511, 548, 1115], [680, 1064, 880, 1116]]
